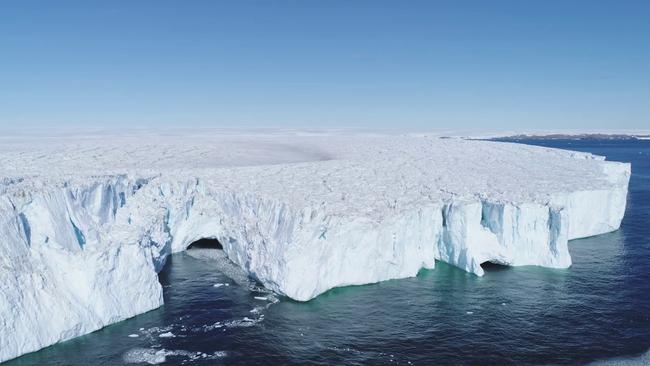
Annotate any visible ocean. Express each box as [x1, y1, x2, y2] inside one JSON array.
[[5, 139, 650, 365]]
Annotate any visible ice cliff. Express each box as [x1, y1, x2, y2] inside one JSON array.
[[0, 133, 630, 362]]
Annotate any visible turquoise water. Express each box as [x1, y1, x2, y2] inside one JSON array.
[[5, 139, 650, 365]]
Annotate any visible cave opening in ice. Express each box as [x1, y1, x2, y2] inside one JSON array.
[[187, 238, 223, 250], [480, 261, 510, 272]]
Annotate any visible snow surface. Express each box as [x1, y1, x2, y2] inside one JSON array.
[[0, 132, 630, 362]]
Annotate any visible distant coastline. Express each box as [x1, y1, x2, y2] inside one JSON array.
[[487, 133, 650, 141]]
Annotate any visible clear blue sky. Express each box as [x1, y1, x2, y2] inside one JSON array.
[[1, 0, 648, 131]]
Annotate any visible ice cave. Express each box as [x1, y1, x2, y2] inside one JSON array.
[[187, 238, 224, 250]]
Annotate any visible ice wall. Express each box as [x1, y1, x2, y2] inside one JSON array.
[[0, 179, 163, 362]]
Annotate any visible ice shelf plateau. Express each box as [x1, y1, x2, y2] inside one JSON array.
[[0, 132, 630, 362]]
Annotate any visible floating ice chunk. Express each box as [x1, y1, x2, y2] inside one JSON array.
[[128, 334, 139, 338], [158, 332, 175, 338]]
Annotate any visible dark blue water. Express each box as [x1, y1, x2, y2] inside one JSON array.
[[6, 139, 650, 365]]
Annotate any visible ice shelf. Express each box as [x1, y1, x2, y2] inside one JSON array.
[[0, 132, 630, 362]]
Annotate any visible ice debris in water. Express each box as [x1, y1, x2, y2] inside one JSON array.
[[123, 348, 227, 364], [224, 317, 262, 328], [197, 316, 263, 332], [195, 322, 224, 332], [123, 348, 167, 365], [250, 306, 265, 313]]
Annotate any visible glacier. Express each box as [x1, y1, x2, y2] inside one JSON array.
[[0, 132, 630, 362]]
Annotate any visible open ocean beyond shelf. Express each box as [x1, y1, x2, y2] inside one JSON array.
[[5, 139, 650, 366]]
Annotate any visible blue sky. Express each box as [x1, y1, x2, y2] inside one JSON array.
[[1, 0, 648, 131]]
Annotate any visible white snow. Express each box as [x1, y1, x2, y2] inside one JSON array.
[[0, 132, 630, 362]]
